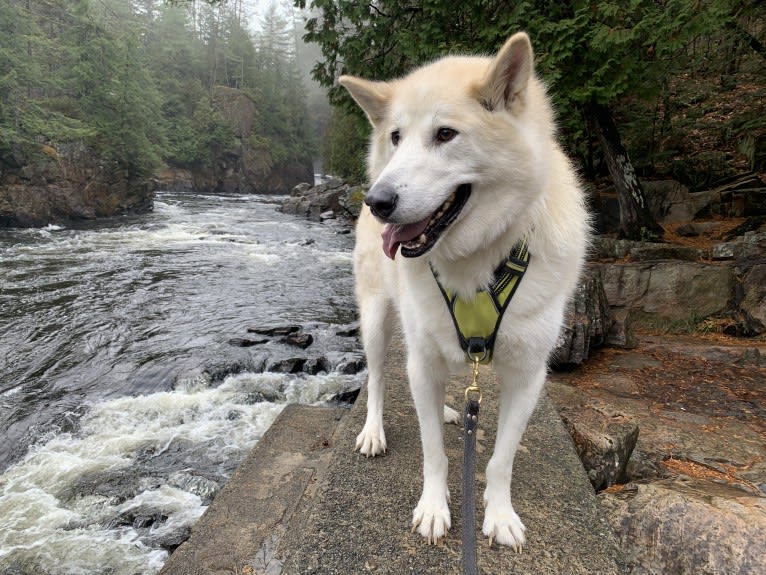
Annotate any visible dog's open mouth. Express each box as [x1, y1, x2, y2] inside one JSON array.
[[381, 184, 471, 260]]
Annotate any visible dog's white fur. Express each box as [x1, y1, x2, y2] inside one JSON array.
[[340, 33, 588, 550]]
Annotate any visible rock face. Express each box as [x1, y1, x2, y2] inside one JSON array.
[[551, 268, 612, 366], [600, 479, 766, 575], [596, 260, 734, 321], [190, 86, 313, 194], [0, 141, 154, 228]]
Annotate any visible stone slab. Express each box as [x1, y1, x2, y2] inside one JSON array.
[[159, 403, 348, 575], [279, 337, 624, 574]]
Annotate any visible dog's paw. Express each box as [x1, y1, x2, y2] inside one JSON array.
[[482, 504, 526, 552], [412, 494, 451, 544], [355, 422, 386, 457], [443, 404, 460, 425]]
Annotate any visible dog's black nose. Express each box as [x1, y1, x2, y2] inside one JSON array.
[[365, 188, 398, 220]]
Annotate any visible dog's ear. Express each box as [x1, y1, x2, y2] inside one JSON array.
[[477, 32, 534, 113], [339, 76, 392, 126]]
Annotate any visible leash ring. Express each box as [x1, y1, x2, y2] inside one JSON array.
[[466, 348, 488, 363]]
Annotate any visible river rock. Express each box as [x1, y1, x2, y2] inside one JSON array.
[[334, 353, 366, 375], [600, 479, 766, 575], [303, 357, 330, 375], [267, 357, 306, 374], [280, 179, 365, 221], [168, 472, 221, 505], [551, 268, 610, 366], [330, 384, 362, 404], [281, 332, 314, 349], [247, 324, 301, 337], [152, 526, 191, 552], [228, 337, 269, 347], [560, 407, 639, 491], [335, 321, 360, 337]]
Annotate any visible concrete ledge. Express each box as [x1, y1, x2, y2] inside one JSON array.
[[279, 338, 624, 574], [160, 403, 348, 575]]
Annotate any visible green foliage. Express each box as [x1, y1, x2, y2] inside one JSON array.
[[322, 106, 368, 184], [0, 0, 316, 186], [296, 0, 763, 183]]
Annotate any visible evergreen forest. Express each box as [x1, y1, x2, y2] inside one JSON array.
[[0, 0, 318, 196]]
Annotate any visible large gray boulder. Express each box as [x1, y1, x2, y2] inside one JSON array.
[[280, 179, 365, 222], [600, 479, 766, 575], [596, 261, 733, 321]]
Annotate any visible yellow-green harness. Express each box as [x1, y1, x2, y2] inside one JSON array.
[[431, 238, 530, 364]]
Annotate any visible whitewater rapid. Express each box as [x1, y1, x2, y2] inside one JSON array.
[[0, 192, 362, 574]]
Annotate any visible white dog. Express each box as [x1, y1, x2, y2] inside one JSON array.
[[340, 32, 588, 550]]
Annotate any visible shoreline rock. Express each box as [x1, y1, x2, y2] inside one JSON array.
[[279, 179, 365, 222], [0, 142, 155, 228]]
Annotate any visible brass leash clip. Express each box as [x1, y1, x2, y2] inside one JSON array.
[[464, 355, 483, 404]]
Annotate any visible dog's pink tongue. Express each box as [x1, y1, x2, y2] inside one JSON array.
[[381, 217, 430, 260]]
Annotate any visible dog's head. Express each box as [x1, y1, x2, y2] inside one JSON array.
[[340, 32, 554, 261]]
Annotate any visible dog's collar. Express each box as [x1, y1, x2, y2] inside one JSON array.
[[430, 238, 530, 364]]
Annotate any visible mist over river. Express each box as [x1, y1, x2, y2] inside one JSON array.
[[0, 192, 362, 574]]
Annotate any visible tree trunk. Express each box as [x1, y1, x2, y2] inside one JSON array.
[[589, 101, 663, 241]]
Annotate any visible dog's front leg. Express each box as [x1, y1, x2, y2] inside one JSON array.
[[355, 295, 392, 457], [482, 362, 547, 551], [409, 354, 451, 544]]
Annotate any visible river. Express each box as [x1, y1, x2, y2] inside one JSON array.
[[0, 191, 362, 574]]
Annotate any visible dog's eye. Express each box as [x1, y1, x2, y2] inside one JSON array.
[[391, 130, 401, 146], [435, 127, 458, 144]]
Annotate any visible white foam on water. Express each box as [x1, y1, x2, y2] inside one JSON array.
[[0, 371, 361, 574]]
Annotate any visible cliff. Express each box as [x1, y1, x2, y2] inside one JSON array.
[[0, 141, 154, 228]]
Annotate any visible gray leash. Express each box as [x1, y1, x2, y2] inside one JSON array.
[[462, 396, 480, 575], [461, 353, 483, 575]]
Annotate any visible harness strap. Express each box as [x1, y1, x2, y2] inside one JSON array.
[[431, 238, 530, 363]]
